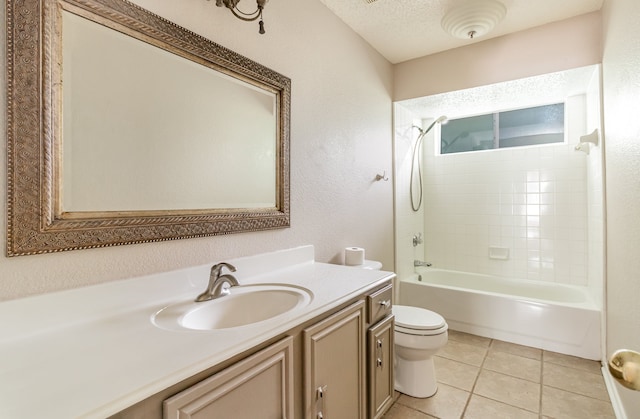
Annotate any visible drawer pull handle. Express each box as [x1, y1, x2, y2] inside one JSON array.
[[316, 385, 327, 418], [379, 300, 391, 308]]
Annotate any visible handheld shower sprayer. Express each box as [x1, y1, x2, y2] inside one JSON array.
[[410, 116, 447, 212], [434, 115, 448, 124]]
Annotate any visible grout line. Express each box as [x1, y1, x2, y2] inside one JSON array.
[[541, 382, 612, 402], [539, 352, 545, 417], [475, 338, 545, 416], [459, 337, 492, 418], [543, 359, 603, 375]]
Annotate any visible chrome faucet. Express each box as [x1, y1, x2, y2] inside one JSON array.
[[195, 262, 239, 302], [414, 259, 432, 267]]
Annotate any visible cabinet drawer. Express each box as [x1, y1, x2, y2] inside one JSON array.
[[367, 284, 392, 324]]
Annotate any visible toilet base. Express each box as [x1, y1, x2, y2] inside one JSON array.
[[394, 356, 438, 398]]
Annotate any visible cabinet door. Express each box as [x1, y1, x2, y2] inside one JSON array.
[[303, 300, 366, 419], [163, 337, 294, 419], [368, 315, 394, 419]]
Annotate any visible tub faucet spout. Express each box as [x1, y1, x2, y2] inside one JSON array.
[[414, 260, 432, 267]]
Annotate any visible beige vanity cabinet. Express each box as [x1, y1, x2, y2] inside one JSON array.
[[303, 300, 367, 419], [367, 284, 395, 419], [111, 279, 394, 419], [163, 336, 294, 418], [367, 315, 394, 418]]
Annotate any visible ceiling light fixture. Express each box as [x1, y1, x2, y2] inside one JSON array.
[[441, 0, 506, 40], [212, 0, 268, 34]]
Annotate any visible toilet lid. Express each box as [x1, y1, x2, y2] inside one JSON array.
[[393, 305, 447, 331]]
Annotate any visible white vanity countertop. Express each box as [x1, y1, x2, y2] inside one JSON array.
[[0, 245, 394, 419]]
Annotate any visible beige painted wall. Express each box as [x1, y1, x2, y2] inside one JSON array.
[[394, 11, 602, 101], [602, 0, 640, 415], [0, 0, 394, 301]]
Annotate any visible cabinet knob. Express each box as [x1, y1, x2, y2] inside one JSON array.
[[379, 300, 391, 308], [377, 358, 383, 367]]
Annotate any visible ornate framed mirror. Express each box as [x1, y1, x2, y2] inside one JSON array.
[[6, 0, 291, 256]]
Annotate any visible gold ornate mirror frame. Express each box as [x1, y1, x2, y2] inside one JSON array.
[[6, 0, 291, 256]]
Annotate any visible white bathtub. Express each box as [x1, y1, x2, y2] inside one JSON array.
[[399, 268, 601, 360]]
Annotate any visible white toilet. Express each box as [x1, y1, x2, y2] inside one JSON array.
[[392, 305, 448, 398], [346, 256, 448, 398]]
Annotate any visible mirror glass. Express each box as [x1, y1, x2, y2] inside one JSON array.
[[6, 0, 290, 256], [62, 11, 277, 212]]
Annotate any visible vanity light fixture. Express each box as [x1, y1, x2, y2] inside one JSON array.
[[212, 0, 268, 34], [441, 0, 506, 40]]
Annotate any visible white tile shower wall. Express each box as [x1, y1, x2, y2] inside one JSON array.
[[422, 127, 590, 286], [393, 103, 424, 285], [585, 69, 604, 306]]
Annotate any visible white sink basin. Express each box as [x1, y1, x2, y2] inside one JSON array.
[[152, 284, 313, 331]]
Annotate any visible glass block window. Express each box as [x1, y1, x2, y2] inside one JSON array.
[[440, 103, 565, 154]]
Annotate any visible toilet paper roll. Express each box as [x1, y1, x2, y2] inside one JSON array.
[[345, 247, 365, 266]]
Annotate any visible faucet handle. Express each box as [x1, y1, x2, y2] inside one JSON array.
[[211, 262, 236, 276]]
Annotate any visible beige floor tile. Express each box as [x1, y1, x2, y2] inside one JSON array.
[[439, 339, 488, 367], [543, 362, 610, 400], [398, 383, 470, 419], [434, 356, 480, 391], [543, 350, 602, 374], [447, 330, 491, 348], [463, 394, 538, 419], [490, 339, 542, 360], [541, 385, 615, 418], [385, 335, 616, 419], [483, 350, 541, 383], [473, 369, 540, 413], [382, 403, 437, 419]]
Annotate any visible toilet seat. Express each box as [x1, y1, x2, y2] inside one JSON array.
[[393, 305, 448, 336]]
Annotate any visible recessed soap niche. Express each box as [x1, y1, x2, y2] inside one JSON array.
[[489, 246, 510, 260]]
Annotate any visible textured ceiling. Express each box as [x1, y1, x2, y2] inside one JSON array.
[[398, 65, 599, 119], [318, 0, 604, 64]]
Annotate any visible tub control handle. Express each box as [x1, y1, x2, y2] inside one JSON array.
[[379, 300, 391, 309]]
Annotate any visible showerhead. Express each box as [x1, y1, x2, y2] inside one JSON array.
[[422, 115, 448, 136], [412, 116, 447, 136]]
